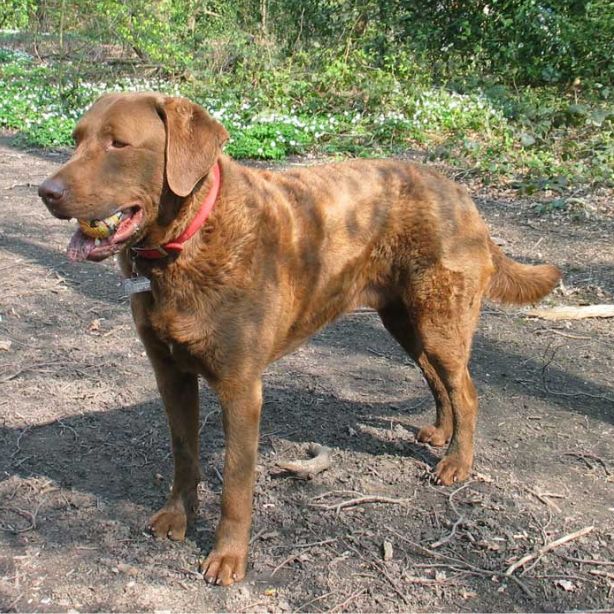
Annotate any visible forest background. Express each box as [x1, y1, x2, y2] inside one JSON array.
[[0, 0, 612, 193]]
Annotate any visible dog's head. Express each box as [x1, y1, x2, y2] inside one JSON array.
[[38, 92, 228, 261]]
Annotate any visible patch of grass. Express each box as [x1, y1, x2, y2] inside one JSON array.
[[0, 46, 612, 191]]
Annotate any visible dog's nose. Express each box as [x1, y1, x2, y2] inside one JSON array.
[[38, 177, 66, 203], [39, 177, 70, 217]]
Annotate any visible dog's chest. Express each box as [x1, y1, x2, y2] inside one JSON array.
[[148, 301, 222, 376], [167, 340, 208, 374]]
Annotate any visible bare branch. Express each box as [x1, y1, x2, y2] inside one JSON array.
[[527, 304, 614, 320], [505, 526, 594, 576], [275, 443, 332, 479]]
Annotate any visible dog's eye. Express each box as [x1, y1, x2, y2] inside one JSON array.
[[111, 139, 129, 149]]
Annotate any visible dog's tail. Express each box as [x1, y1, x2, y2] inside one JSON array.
[[485, 238, 560, 305]]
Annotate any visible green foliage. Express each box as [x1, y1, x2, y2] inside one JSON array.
[[16, 114, 75, 147], [263, 0, 614, 86], [226, 121, 313, 159], [3, 1, 614, 85], [0, 46, 31, 63], [404, 0, 614, 85], [0, 1, 612, 191], [0, 0, 35, 29]]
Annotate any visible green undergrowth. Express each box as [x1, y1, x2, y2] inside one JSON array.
[[0, 46, 612, 191]]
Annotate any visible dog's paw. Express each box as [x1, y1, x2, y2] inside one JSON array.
[[433, 454, 471, 485], [147, 504, 188, 541], [417, 425, 451, 447], [199, 548, 247, 586]]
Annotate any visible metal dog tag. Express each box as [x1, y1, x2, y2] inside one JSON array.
[[122, 276, 152, 295]]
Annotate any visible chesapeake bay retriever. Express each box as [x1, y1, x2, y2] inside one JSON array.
[[39, 92, 560, 585]]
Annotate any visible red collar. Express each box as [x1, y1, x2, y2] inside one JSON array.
[[132, 161, 221, 259]]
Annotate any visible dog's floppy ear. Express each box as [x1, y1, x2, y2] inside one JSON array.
[[159, 97, 229, 198]]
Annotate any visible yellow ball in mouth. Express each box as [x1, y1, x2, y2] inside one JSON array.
[[78, 212, 122, 239]]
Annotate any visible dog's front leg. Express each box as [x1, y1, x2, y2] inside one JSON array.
[[200, 377, 263, 586], [137, 322, 201, 541]]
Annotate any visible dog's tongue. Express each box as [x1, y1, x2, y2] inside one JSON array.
[[67, 229, 96, 262]]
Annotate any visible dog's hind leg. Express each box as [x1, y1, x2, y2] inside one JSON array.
[[378, 301, 453, 447], [405, 268, 484, 485]]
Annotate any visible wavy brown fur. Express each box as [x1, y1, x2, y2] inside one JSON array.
[[486, 238, 561, 305], [39, 92, 561, 587]]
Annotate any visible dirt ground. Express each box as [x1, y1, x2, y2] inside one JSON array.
[[0, 135, 613, 613]]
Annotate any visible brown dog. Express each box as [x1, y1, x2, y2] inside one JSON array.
[[39, 92, 560, 585]]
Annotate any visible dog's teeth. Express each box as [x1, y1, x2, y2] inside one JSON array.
[[95, 238, 100, 246]]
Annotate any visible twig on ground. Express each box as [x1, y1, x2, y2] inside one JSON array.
[[213, 466, 223, 483], [270, 539, 337, 576], [532, 236, 544, 251], [505, 526, 595, 576], [57, 419, 79, 441], [10, 425, 32, 458], [309, 493, 409, 515], [366, 347, 388, 357], [430, 514, 466, 549], [249, 528, 268, 545], [329, 587, 367, 612], [388, 529, 494, 577], [564, 452, 611, 477], [533, 572, 597, 583], [310, 489, 363, 501], [557, 554, 614, 567], [370, 560, 411, 606], [294, 538, 338, 549], [0, 360, 112, 384], [6, 592, 23, 612], [276, 443, 332, 479], [509, 574, 537, 600], [588, 569, 614, 580], [517, 377, 614, 403], [544, 385, 613, 402], [527, 304, 614, 320], [403, 572, 460, 585], [430, 482, 472, 548], [271, 552, 301, 576], [198, 409, 220, 435], [539, 328, 592, 340], [526, 487, 562, 513], [0, 503, 41, 534], [297, 591, 337, 612]]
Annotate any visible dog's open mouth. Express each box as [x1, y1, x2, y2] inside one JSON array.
[[67, 206, 144, 262]]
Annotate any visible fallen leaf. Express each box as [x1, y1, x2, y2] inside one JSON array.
[[556, 579, 576, 592], [478, 539, 502, 551], [382, 540, 393, 561]]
